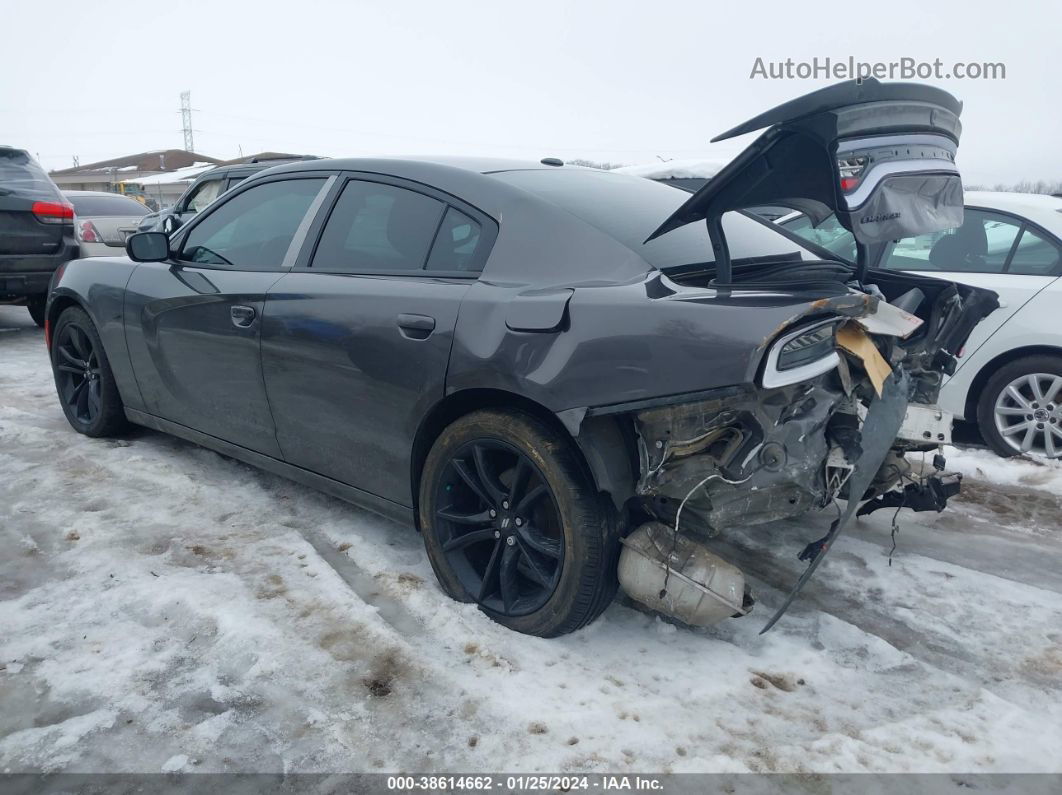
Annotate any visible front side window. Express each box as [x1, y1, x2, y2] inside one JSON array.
[[880, 210, 1020, 273], [185, 178, 224, 213], [1008, 227, 1061, 275], [312, 180, 444, 272], [181, 178, 326, 270]]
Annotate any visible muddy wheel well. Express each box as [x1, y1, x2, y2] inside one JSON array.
[[410, 389, 632, 522], [964, 344, 1062, 419]]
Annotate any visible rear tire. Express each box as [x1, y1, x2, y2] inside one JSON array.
[[26, 296, 46, 328], [51, 306, 129, 438], [418, 409, 619, 637], [977, 354, 1062, 459]]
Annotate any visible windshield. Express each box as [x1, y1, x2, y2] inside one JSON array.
[[490, 169, 823, 270], [0, 148, 61, 200]]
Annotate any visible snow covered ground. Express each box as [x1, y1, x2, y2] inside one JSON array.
[[2, 304, 1061, 775]]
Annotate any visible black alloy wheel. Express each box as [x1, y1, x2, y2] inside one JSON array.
[[51, 306, 128, 437], [418, 409, 620, 637], [434, 439, 564, 616], [55, 323, 103, 426]]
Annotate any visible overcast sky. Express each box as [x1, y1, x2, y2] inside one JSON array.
[[3, 0, 1057, 186]]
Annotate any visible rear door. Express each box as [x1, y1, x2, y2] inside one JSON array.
[[877, 209, 1062, 373], [261, 174, 494, 505], [124, 173, 333, 455]]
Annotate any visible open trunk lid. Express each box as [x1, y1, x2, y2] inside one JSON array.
[[647, 78, 965, 283]]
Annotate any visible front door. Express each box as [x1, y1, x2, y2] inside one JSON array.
[[124, 174, 331, 456], [261, 175, 493, 505]]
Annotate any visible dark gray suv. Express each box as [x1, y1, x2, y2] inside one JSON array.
[[0, 146, 79, 326]]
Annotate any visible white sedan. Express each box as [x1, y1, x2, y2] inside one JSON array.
[[777, 191, 1062, 459]]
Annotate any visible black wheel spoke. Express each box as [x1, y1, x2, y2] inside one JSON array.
[[499, 544, 520, 612], [436, 507, 493, 525], [514, 483, 547, 516], [59, 347, 87, 369], [515, 543, 554, 588], [443, 527, 497, 553], [452, 459, 493, 509], [70, 327, 89, 360], [56, 364, 83, 375], [507, 457, 531, 506], [477, 540, 504, 602], [88, 381, 101, 419], [517, 524, 562, 559], [74, 379, 90, 417], [472, 444, 506, 505]]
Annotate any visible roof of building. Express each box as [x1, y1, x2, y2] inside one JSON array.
[[49, 149, 222, 177]]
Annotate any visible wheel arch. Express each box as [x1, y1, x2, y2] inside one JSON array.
[[410, 388, 637, 523], [965, 344, 1062, 420], [45, 293, 88, 348]]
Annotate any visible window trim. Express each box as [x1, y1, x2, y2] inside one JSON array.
[[169, 171, 337, 272], [292, 171, 499, 279]]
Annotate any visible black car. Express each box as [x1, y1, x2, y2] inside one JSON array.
[[1, 147, 79, 326], [138, 155, 320, 234], [46, 80, 997, 637]]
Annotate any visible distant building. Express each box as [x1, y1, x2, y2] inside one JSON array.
[[49, 150, 223, 206]]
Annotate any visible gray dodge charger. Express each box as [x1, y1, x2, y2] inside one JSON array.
[[46, 79, 998, 636]]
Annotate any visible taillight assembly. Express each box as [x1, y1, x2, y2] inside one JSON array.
[[78, 219, 102, 243], [836, 155, 868, 193], [32, 200, 75, 224]]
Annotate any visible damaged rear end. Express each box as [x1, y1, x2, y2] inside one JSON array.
[[610, 79, 999, 630]]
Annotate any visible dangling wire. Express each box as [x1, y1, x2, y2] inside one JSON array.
[[659, 470, 753, 598]]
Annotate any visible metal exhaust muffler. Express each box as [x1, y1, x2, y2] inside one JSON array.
[[618, 522, 751, 626]]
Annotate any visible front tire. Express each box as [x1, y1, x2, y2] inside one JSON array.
[[977, 354, 1062, 459], [418, 409, 619, 637], [51, 306, 129, 437]]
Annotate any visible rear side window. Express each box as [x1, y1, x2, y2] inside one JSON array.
[[426, 207, 484, 272], [880, 210, 1021, 273], [0, 148, 61, 201], [311, 180, 444, 272], [67, 195, 150, 217], [181, 178, 326, 270], [1008, 227, 1061, 275]]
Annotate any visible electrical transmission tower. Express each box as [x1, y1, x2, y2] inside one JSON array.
[[180, 91, 194, 152]]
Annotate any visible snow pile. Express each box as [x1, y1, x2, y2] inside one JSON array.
[[612, 158, 726, 181], [943, 444, 1062, 492], [2, 306, 1061, 774], [123, 164, 216, 187]]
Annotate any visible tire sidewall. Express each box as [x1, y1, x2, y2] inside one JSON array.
[[418, 409, 614, 636]]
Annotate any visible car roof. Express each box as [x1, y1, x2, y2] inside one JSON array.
[[260, 155, 573, 177], [776, 191, 1062, 237], [62, 189, 141, 197], [963, 191, 1062, 233]]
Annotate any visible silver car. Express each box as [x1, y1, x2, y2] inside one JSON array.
[[63, 191, 152, 257]]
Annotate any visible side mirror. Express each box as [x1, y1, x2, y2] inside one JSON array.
[[127, 231, 171, 262]]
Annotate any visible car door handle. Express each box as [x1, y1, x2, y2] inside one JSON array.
[[396, 313, 436, 340], [230, 305, 257, 328]]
